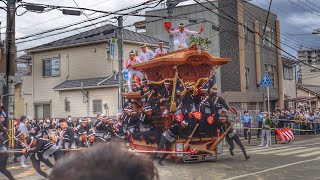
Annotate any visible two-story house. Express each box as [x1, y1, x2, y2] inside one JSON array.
[[25, 24, 163, 119]]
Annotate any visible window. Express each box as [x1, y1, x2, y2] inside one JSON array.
[[35, 104, 51, 119], [93, 100, 102, 114], [245, 67, 250, 89], [262, 25, 274, 48], [264, 64, 277, 87], [64, 100, 70, 112], [43, 57, 60, 77], [243, 21, 248, 43], [283, 66, 293, 80]]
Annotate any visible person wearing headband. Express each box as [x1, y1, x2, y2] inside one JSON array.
[[167, 22, 203, 50], [152, 120, 189, 166], [155, 40, 168, 55], [58, 119, 76, 150], [209, 84, 237, 136], [159, 80, 172, 115], [139, 78, 156, 105], [125, 50, 144, 92], [87, 130, 106, 146], [24, 136, 64, 162], [218, 115, 250, 160], [139, 43, 156, 62], [75, 118, 93, 134], [95, 116, 115, 140], [13, 131, 29, 168]]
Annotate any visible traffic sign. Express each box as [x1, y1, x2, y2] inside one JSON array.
[[110, 38, 117, 45], [123, 70, 128, 81], [260, 73, 272, 87]]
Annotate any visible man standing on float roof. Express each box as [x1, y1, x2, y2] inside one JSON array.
[[139, 43, 156, 62], [167, 23, 203, 50], [125, 51, 144, 92], [155, 40, 168, 55]]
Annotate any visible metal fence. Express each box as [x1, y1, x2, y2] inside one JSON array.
[[227, 112, 320, 136]]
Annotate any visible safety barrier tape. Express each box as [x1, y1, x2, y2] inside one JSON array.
[[233, 126, 320, 132]]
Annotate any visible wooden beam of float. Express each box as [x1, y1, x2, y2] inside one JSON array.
[[131, 46, 231, 83]]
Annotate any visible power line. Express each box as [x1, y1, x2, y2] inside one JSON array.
[[72, 0, 97, 28], [236, 0, 320, 51], [287, 0, 320, 17], [15, 0, 113, 32], [15, 0, 163, 40], [15, 0, 233, 42], [16, 18, 115, 44], [256, 0, 316, 32], [261, 0, 273, 38], [196, 0, 320, 72], [297, 0, 320, 15], [20, 1, 166, 18], [305, 0, 320, 10], [240, 0, 320, 49]]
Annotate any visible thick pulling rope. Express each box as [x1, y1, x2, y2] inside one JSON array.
[[129, 149, 197, 154], [0, 148, 198, 155]]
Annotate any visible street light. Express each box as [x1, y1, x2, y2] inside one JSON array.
[[62, 9, 81, 16], [25, 4, 45, 12], [312, 28, 320, 34]]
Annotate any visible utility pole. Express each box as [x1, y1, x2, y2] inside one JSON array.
[[166, 0, 175, 51], [117, 16, 124, 111], [3, 0, 16, 127]]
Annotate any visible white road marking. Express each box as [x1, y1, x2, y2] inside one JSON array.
[[296, 151, 320, 157], [277, 147, 320, 156], [224, 156, 320, 180], [253, 147, 305, 154], [292, 137, 320, 144], [246, 146, 288, 153]]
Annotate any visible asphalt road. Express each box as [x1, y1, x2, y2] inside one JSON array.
[[1, 135, 320, 180]]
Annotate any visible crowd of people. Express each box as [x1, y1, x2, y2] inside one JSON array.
[[241, 108, 320, 138]]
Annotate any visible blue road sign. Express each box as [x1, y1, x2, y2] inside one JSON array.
[[260, 73, 272, 87], [123, 70, 128, 81]]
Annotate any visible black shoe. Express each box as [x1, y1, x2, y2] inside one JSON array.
[[230, 150, 234, 156], [245, 155, 251, 160], [157, 160, 165, 166], [13, 157, 17, 163]]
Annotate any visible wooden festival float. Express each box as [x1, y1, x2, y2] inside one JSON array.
[[124, 45, 233, 162]]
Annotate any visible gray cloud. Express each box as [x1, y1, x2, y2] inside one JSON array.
[[251, 0, 320, 55]]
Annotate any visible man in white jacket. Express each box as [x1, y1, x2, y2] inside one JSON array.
[[139, 43, 156, 62], [125, 51, 144, 92], [167, 23, 202, 50], [155, 40, 168, 55]]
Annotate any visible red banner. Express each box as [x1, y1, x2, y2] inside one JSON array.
[[276, 128, 295, 142]]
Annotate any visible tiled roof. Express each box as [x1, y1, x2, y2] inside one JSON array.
[[28, 24, 168, 52], [53, 76, 118, 91], [297, 84, 320, 97], [282, 57, 297, 66]]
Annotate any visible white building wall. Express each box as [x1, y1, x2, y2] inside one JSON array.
[[21, 76, 33, 118], [32, 42, 142, 118], [55, 87, 118, 118]]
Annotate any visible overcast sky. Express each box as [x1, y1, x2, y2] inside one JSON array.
[[0, 0, 319, 57]]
